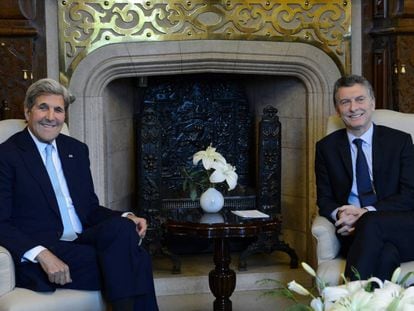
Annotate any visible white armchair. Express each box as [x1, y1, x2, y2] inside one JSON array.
[[311, 110, 414, 286], [0, 119, 106, 311]]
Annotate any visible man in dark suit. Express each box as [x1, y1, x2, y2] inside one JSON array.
[[315, 75, 414, 281], [0, 78, 158, 310]]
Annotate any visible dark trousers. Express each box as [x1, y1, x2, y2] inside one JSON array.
[[16, 217, 158, 310], [341, 211, 414, 281]]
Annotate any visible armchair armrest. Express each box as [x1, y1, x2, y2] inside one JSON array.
[[0, 246, 15, 297], [311, 215, 341, 263]]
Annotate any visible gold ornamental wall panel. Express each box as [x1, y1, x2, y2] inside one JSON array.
[[58, 0, 351, 84]]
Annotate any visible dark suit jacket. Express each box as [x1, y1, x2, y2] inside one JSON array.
[[0, 128, 121, 263], [315, 124, 414, 220]]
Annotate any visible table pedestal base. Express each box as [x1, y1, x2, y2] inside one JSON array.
[[209, 238, 236, 311]]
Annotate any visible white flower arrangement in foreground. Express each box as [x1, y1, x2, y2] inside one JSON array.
[[182, 144, 238, 200], [269, 262, 414, 311]]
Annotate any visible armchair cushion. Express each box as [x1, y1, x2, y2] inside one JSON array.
[[0, 231, 105, 311], [326, 109, 414, 139], [0, 247, 14, 297], [0, 119, 69, 144], [311, 216, 340, 263], [0, 288, 105, 311]]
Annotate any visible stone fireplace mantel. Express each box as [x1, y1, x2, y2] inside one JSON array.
[[65, 39, 339, 261], [68, 39, 339, 207]]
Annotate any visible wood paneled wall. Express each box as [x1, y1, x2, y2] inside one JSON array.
[[363, 0, 414, 112], [0, 0, 45, 120]]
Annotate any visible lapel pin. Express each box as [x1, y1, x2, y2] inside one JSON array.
[[68, 154, 74, 158]]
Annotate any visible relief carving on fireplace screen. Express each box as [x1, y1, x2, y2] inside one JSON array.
[[136, 75, 254, 209], [135, 74, 298, 272]]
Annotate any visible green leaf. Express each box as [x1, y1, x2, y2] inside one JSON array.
[[399, 271, 414, 286], [190, 188, 197, 201], [386, 297, 401, 311], [315, 275, 326, 292], [351, 266, 361, 280]]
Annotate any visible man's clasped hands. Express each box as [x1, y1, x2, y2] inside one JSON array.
[[336, 205, 368, 236]]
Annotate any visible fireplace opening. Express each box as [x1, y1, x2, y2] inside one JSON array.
[[103, 73, 308, 259], [133, 73, 285, 255]]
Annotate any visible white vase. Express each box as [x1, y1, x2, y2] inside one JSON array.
[[199, 188, 224, 213]]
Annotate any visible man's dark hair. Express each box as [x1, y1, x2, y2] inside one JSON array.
[[333, 75, 375, 106]]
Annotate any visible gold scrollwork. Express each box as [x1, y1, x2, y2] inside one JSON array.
[[58, 0, 351, 84]]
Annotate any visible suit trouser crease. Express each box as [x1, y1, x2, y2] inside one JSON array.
[[16, 217, 157, 306], [76, 217, 155, 301], [344, 212, 414, 281]]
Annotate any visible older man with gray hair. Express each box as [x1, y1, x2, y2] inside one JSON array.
[[0, 78, 158, 310]]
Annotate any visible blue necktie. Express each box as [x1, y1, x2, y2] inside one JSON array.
[[353, 138, 377, 207], [45, 144, 77, 241]]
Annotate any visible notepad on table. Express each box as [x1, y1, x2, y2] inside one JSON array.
[[231, 210, 269, 218]]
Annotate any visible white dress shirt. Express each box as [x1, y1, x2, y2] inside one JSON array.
[[23, 129, 133, 262], [331, 123, 377, 221], [23, 130, 82, 261]]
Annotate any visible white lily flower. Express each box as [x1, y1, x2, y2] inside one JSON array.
[[287, 280, 311, 296], [401, 286, 414, 300], [322, 285, 349, 302], [370, 295, 400, 310], [352, 290, 378, 311], [310, 297, 324, 311], [398, 286, 414, 309], [401, 303, 414, 311], [326, 297, 351, 311], [328, 290, 373, 311], [391, 267, 402, 283], [347, 290, 373, 310], [403, 286, 414, 299], [276, 262, 414, 311], [209, 162, 238, 190], [193, 144, 226, 170], [382, 280, 403, 292], [371, 281, 402, 310], [186, 145, 238, 199], [365, 276, 384, 289], [324, 301, 335, 311], [302, 262, 317, 277], [345, 279, 368, 294]]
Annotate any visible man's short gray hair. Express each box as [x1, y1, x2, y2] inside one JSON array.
[[24, 78, 75, 111]]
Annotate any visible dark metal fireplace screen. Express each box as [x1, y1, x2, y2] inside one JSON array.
[[135, 74, 281, 214], [134, 74, 297, 270]]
